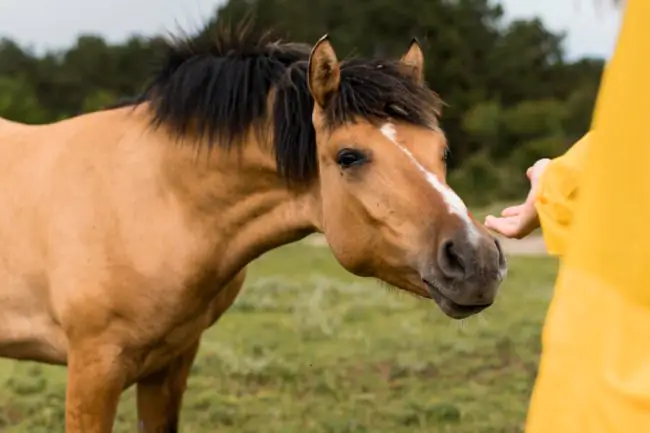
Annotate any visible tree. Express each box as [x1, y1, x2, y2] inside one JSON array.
[[0, 0, 610, 204], [0, 75, 47, 123]]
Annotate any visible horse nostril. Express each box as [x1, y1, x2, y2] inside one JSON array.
[[494, 238, 507, 274], [438, 239, 466, 280]]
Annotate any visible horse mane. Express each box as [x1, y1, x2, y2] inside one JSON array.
[[126, 21, 443, 183]]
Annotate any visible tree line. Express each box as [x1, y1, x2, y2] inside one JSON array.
[[0, 0, 605, 205]]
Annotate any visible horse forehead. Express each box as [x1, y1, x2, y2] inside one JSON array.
[[335, 121, 440, 147], [381, 123, 445, 170], [405, 125, 445, 149], [326, 122, 402, 155], [379, 122, 471, 220], [332, 121, 383, 139]]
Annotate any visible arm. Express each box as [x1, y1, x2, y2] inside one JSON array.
[[484, 132, 591, 255], [534, 133, 590, 255]]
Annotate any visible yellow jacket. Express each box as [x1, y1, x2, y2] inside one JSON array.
[[534, 132, 590, 256], [525, 0, 650, 431]]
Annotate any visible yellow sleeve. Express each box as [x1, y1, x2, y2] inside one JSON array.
[[533, 132, 591, 255]]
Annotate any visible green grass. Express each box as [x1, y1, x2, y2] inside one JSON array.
[[0, 240, 559, 433]]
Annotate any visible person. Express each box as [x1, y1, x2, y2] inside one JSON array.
[[478, 1, 650, 429]]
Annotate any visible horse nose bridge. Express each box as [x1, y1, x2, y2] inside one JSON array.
[[419, 180, 452, 217], [437, 225, 502, 281], [468, 232, 503, 275]]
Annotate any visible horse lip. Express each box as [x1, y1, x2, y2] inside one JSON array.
[[421, 278, 492, 316], [422, 278, 456, 304]]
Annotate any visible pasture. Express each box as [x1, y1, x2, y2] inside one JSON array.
[[0, 236, 557, 433]]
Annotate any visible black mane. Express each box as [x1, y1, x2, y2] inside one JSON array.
[[130, 23, 443, 182]]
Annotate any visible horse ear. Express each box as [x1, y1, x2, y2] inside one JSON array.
[[308, 34, 341, 108], [400, 37, 425, 85]]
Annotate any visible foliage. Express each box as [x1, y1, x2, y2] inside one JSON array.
[[0, 0, 605, 203], [0, 240, 558, 432], [0, 76, 47, 124]]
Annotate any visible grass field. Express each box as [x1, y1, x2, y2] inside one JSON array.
[[0, 239, 559, 433]]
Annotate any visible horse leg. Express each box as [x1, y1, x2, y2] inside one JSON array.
[[66, 343, 131, 433], [135, 270, 247, 433], [136, 340, 200, 433]]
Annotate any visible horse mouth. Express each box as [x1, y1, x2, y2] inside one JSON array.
[[422, 279, 492, 319]]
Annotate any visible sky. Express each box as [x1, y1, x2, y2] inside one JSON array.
[[0, 0, 623, 61]]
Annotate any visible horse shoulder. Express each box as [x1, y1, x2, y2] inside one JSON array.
[[0, 117, 25, 130], [42, 112, 221, 340]]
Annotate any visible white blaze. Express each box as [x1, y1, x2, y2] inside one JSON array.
[[380, 122, 480, 244]]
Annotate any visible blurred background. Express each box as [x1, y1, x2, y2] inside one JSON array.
[[0, 1, 621, 432]]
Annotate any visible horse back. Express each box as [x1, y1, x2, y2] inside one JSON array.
[[0, 116, 27, 132]]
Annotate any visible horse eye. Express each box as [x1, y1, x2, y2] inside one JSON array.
[[336, 148, 367, 168], [442, 148, 450, 164]]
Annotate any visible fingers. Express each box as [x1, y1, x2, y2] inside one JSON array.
[[484, 215, 521, 238], [533, 158, 551, 169], [485, 159, 548, 239], [527, 158, 551, 181], [530, 159, 551, 181], [501, 205, 524, 217]]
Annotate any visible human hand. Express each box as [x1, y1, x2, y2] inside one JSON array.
[[484, 158, 551, 239]]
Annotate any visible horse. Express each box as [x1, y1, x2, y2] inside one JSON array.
[[0, 23, 506, 433]]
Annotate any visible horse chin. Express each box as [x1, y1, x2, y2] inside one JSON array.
[[422, 279, 492, 320], [330, 248, 491, 320]]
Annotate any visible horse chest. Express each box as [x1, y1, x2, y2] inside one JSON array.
[[0, 276, 68, 364], [133, 274, 246, 377]]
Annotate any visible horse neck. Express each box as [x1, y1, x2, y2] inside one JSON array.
[[160, 127, 323, 279]]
